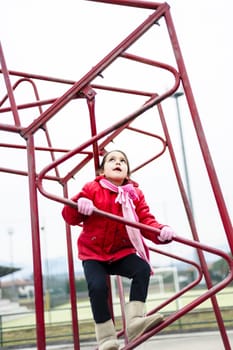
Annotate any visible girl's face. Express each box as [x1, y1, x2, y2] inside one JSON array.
[[101, 151, 129, 186]]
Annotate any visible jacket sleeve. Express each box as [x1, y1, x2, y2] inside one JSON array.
[[61, 181, 95, 226], [135, 189, 169, 245]]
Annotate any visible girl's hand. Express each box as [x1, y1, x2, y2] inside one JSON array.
[[77, 198, 94, 215], [158, 226, 176, 242]]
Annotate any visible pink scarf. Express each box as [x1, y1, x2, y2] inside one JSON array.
[[99, 178, 153, 274]]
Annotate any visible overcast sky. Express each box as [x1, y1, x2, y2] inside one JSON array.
[[0, 0, 232, 279]]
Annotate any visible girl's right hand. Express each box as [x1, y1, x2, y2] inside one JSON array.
[[77, 198, 94, 215]]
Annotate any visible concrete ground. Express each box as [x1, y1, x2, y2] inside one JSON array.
[[135, 331, 233, 350], [22, 330, 233, 350]]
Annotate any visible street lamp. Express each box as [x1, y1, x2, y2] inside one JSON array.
[[173, 92, 200, 269], [173, 91, 194, 214], [41, 226, 51, 322], [8, 228, 16, 300]]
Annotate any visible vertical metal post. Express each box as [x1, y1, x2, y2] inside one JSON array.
[[41, 226, 51, 324], [8, 228, 16, 300], [166, 9, 233, 256], [0, 315, 3, 347], [173, 92, 194, 214], [26, 135, 46, 349], [63, 184, 80, 350]]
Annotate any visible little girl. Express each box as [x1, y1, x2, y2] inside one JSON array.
[[62, 150, 176, 350]]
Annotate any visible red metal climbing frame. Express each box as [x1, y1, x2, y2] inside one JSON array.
[[1, 1, 233, 349]]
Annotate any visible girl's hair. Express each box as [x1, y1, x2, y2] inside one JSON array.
[[98, 149, 131, 176]]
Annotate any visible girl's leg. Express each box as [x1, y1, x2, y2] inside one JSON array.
[[82, 260, 119, 350], [108, 254, 163, 341], [82, 260, 111, 323], [109, 254, 151, 302]]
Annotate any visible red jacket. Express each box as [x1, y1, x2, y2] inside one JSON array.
[[62, 176, 167, 262]]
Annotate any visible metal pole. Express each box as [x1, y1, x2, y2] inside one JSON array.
[[41, 226, 51, 324], [172, 92, 199, 269], [173, 92, 194, 214], [8, 228, 16, 300]]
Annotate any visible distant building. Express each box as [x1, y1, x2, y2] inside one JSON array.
[[0, 265, 21, 299]]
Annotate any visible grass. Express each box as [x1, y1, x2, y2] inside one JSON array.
[[1, 286, 233, 348]]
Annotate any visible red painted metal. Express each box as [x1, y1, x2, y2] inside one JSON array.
[[0, 1, 233, 349], [26, 135, 46, 349], [63, 184, 80, 350], [0, 42, 21, 127], [164, 8, 233, 254], [87, 0, 162, 9]]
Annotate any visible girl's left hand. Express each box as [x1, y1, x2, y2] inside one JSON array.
[[158, 226, 176, 241]]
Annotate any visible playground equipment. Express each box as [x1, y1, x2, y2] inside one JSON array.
[[1, 1, 233, 349]]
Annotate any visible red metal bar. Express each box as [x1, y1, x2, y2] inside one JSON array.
[[122, 246, 233, 349], [1, 1, 232, 349], [0, 42, 21, 126], [26, 135, 46, 349], [0, 124, 22, 133], [163, 10, 233, 348], [117, 246, 203, 339], [63, 185, 80, 350], [116, 276, 128, 344], [0, 68, 77, 85], [164, 9, 233, 254], [158, 98, 230, 314], [36, 64, 180, 199], [93, 209, 233, 350], [0, 99, 56, 113], [86, 0, 163, 10], [84, 87, 100, 172], [21, 3, 168, 138]]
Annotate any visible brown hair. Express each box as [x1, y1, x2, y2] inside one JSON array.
[[98, 150, 131, 177]]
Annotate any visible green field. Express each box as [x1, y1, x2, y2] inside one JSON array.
[[1, 287, 233, 348]]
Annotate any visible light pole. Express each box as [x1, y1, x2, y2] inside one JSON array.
[[8, 228, 16, 300], [173, 92, 200, 269], [173, 91, 194, 214], [41, 226, 51, 323]]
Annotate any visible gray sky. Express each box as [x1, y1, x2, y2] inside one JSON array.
[[0, 0, 232, 278]]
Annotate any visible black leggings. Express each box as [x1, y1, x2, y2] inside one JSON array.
[[82, 254, 151, 323]]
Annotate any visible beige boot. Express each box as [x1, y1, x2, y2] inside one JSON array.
[[95, 319, 119, 350], [125, 301, 164, 341]]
